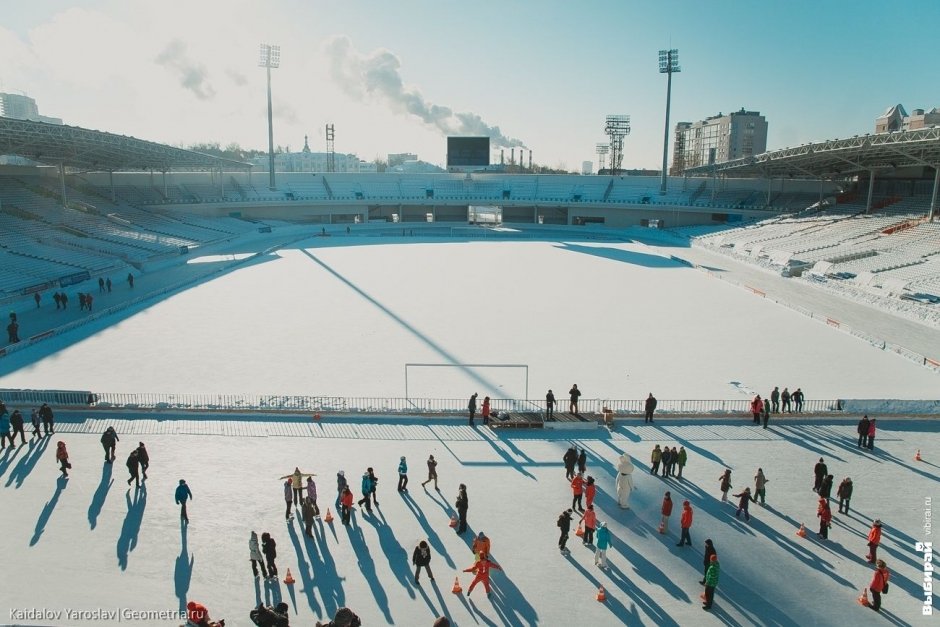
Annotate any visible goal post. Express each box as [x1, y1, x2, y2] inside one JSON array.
[[405, 363, 528, 401]]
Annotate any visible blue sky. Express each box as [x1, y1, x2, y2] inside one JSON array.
[[1, 0, 937, 170]]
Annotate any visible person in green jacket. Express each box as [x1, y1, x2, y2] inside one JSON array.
[[594, 521, 611, 569], [677, 446, 688, 480], [703, 554, 720, 610]]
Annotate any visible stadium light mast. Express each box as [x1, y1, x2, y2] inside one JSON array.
[[259, 43, 280, 190], [659, 48, 680, 195], [605, 115, 631, 175], [596, 143, 609, 174]]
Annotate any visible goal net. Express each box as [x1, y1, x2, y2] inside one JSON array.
[[405, 363, 528, 400]]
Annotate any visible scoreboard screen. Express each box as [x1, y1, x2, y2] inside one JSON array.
[[447, 137, 490, 167]]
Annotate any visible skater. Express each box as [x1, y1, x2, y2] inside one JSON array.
[[733, 487, 752, 521], [283, 478, 294, 520], [817, 498, 832, 540], [340, 486, 354, 525], [463, 554, 502, 597], [176, 479, 193, 523], [249, 531, 268, 578], [302, 496, 316, 537], [762, 399, 770, 428], [857, 415, 870, 448], [546, 389, 556, 420], [702, 554, 720, 610], [6, 319, 19, 343], [455, 484, 469, 534], [868, 559, 890, 612], [753, 468, 768, 505], [261, 532, 278, 579], [40, 403, 54, 435], [677, 501, 693, 546], [79, 293, 86, 311], [305, 476, 319, 516], [279, 467, 314, 506], [660, 491, 673, 534], [867, 418, 877, 451], [770, 386, 780, 413], [185, 600, 224, 627], [481, 396, 491, 425], [127, 272, 134, 288], [719, 469, 732, 502], [10, 409, 25, 445], [367, 467, 379, 506], [30, 408, 41, 438], [677, 446, 687, 479], [813, 458, 828, 492], [250, 602, 289, 626], [125, 449, 140, 488], [650, 444, 662, 475], [106, 277, 112, 292], [88, 292, 95, 309], [837, 477, 853, 514], [594, 521, 611, 569], [660, 446, 672, 478], [421, 455, 438, 489], [34, 292, 40, 308], [0, 410, 11, 448], [100, 426, 119, 462], [819, 474, 834, 500], [55, 441, 71, 477], [584, 476, 596, 509], [571, 472, 585, 511], [136, 443, 149, 480], [793, 388, 804, 412], [99, 277, 105, 292], [568, 384, 581, 416], [577, 448, 587, 474], [700, 539, 717, 584], [397, 456, 409, 492], [563, 446, 578, 480], [866, 519, 883, 563], [668, 446, 679, 476], [54, 292, 62, 309], [357, 471, 374, 513], [580, 505, 597, 545], [335, 470, 347, 508], [644, 393, 657, 423], [557, 508, 573, 552], [750, 395, 763, 424], [472, 531, 491, 560], [468, 393, 478, 426], [60, 293, 68, 309], [781, 387, 792, 413], [412, 540, 434, 584]]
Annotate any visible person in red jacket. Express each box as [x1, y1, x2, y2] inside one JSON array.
[[55, 441, 71, 478], [584, 476, 597, 509], [340, 486, 354, 525], [185, 600, 224, 626], [580, 504, 598, 545], [571, 472, 585, 512], [660, 491, 673, 534], [750, 395, 763, 424], [464, 555, 502, 597], [868, 559, 890, 612], [816, 499, 832, 540], [481, 396, 491, 425], [867, 418, 877, 451], [866, 519, 883, 562], [676, 501, 693, 546]]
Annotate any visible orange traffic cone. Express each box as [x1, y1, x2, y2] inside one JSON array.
[[575, 524, 584, 537], [452, 577, 463, 594], [857, 587, 870, 606], [796, 523, 806, 538], [596, 586, 606, 602], [324, 508, 334, 523], [449, 514, 458, 528], [284, 568, 295, 585], [915, 449, 922, 461]]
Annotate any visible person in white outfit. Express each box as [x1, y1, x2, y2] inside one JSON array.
[[616, 453, 635, 509]]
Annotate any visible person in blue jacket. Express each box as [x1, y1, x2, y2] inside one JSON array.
[[175, 479, 193, 523], [594, 521, 611, 569], [357, 471, 374, 513], [397, 456, 409, 492], [0, 411, 13, 448]]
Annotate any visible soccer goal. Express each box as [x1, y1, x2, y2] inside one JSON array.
[[404, 363, 528, 401]]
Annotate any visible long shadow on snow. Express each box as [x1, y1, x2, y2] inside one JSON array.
[[311, 518, 346, 617], [401, 489, 457, 569], [116, 485, 147, 570], [371, 502, 418, 600], [87, 462, 114, 530], [769, 426, 849, 464], [714, 566, 802, 627], [343, 516, 393, 624], [5, 436, 51, 488], [287, 521, 323, 617], [29, 475, 68, 546], [174, 523, 193, 616], [554, 242, 684, 269], [604, 560, 680, 627], [560, 552, 631, 625], [0, 444, 24, 481]]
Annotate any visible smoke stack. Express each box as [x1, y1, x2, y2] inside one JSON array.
[[511, 148, 515, 166], [528, 150, 532, 170], [501, 149, 504, 165]]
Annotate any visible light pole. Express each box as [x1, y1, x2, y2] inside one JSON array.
[[659, 49, 680, 195], [259, 43, 280, 191], [605, 115, 631, 175], [596, 143, 609, 174]]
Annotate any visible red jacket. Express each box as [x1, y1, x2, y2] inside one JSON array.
[[571, 475, 584, 495], [869, 566, 890, 593], [482, 399, 490, 418], [817, 504, 832, 525], [581, 508, 597, 529], [868, 525, 882, 545], [680, 504, 693, 528], [868, 422, 877, 437], [464, 558, 501, 581], [585, 484, 596, 504], [661, 497, 673, 516], [55, 444, 69, 461], [750, 398, 763, 414], [340, 490, 353, 508]]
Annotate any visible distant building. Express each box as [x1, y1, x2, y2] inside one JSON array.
[[388, 160, 445, 174], [250, 135, 366, 172], [387, 153, 418, 168], [0, 92, 63, 124], [581, 161, 593, 175], [875, 105, 940, 133], [670, 108, 767, 174]]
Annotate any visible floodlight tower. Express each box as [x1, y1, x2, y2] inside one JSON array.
[[596, 143, 609, 173], [659, 48, 680, 194], [325, 123, 336, 173], [605, 115, 631, 174], [259, 43, 280, 190]]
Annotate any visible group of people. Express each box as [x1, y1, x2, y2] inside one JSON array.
[[750, 386, 805, 425], [98, 426, 150, 487], [856, 415, 878, 450], [649, 444, 688, 479], [0, 401, 56, 448]]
